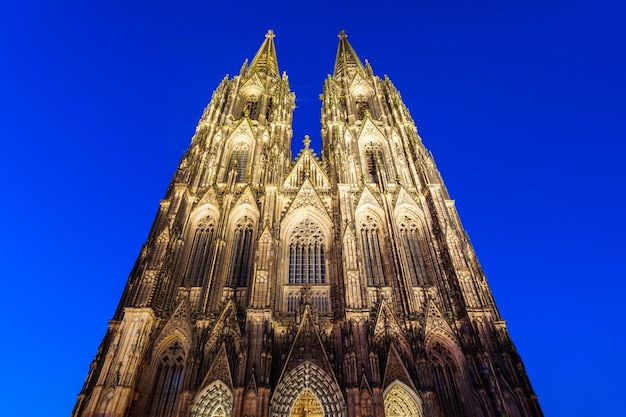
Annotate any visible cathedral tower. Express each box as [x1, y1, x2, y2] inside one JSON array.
[[73, 31, 542, 417]]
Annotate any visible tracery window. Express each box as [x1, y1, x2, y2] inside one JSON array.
[[226, 144, 249, 183], [148, 341, 186, 417], [288, 219, 326, 285], [243, 96, 259, 119], [185, 218, 215, 287], [364, 142, 382, 183], [355, 96, 370, 119], [429, 340, 465, 417], [398, 216, 428, 286], [227, 219, 254, 287], [360, 215, 385, 286]]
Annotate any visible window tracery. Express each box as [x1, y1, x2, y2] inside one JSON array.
[[398, 216, 428, 286], [226, 143, 249, 183], [360, 215, 385, 286], [227, 218, 254, 287], [428, 340, 465, 417], [185, 218, 216, 287], [363, 142, 382, 183], [147, 341, 186, 417], [288, 219, 326, 285]]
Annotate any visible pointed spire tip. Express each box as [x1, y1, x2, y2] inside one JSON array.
[[266, 29, 275, 39]]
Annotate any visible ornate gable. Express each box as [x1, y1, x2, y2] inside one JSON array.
[[282, 178, 331, 223], [205, 299, 242, 353], [356, 185, 383, 210], [240, 72, 264, 97], [348, 72, 375, 97], [232, 186, 259, 211], [277, 305, 336, 384], [201, 342, 234, 390], [197, 186, 221, 209], [154, 299, 192, 352], [283, 145, 330, 189], [424, 297, 455, 336], [228, 118, 255, 142], [373, 299, 406, 344], [358, 118, 386, 144], [382, 343, 416, 391], [394, 186, 420, 210]]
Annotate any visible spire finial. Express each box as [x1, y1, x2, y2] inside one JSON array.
[[266, 29, 275, 39], [338, 30, 347, 39], [303, 135, 311, 149]]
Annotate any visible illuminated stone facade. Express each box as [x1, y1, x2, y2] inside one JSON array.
[[72, 31, 543, 417]]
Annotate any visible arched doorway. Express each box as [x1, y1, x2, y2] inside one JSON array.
[[383, 381, 423, 417], [291, 389, 324, 417]]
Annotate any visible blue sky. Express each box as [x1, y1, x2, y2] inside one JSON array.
[[1, 1, 624, 416]]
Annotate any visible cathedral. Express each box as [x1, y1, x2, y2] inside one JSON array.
[[72, 31, 542, 417]]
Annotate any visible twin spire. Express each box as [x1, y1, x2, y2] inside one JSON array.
[[249, 29, 364, 79]]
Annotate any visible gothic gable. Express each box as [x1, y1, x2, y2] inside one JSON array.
[[278, 305, 335, 383], [382, 343, 417, 392], [372, 298, 407, 345], [196, 187, 221, 210], [153, 299, 192, 353], [282, 178, 332, 228], [240, 72, 264, 97], [200, 342, 234, 390], [227, 118, 255, 144], [205, 299, 242, 354], [355, 185, 383, 212], [348, 73, 375, 98], [232, 185, 259, 212], [394, 187, 421, 211], [283, 143, 330, 189], [357, 118, 387, 145]]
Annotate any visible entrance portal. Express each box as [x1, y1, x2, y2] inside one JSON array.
[[291, 389, 324, 417]]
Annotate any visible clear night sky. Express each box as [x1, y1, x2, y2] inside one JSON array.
[[1, 1, 624, 416]]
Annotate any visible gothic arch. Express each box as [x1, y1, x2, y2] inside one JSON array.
[[188, 203, 220, 228], [425, 331, 471, 417], [144, 337, 188, 417], [190, 380, 234, 417], [270, 363, 346, 417], [393, 207, 432, 287], [221, 131, 254, 183], [383, 380, 424, 417], [182, 211, 218, 287], [279, 214, 332, 313], [354, 209, 388, 287]]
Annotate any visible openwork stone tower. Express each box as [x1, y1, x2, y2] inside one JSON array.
[[73, 30, 542, 417]]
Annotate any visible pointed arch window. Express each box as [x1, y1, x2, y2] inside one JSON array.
[[360, 215, 385, 286], [355, 96, 370, 120], [399, 216, 428, 286], [364, 142, 382, 183], [148, 341, 186, 417], [288, 219, 326, 285], [227, 219, 254, 287], [185, 219, 215, 287], [227, 144, 249, 183], [428, 340, 465, 417], [243, 95, 259, 119]]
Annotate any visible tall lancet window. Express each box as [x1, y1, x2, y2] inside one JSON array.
[[227, 144, 249, 183], [428, 340, 466, 417], [184, 218, 215, 287], [355, 96, 370, 119], [148, 341, 185, 417], [399, 216, 428, 286], [288, 219, 326, 285], [360, 215, 385, 286], [364, 142, 382, 183], [243, 95, 259, 119], [227, 219, 254, 287]]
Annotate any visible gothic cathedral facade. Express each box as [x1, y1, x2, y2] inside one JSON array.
[[72, 31, 542, 417]]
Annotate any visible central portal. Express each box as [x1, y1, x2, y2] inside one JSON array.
[[291, 389, 324, 417]]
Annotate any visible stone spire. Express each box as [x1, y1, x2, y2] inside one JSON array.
[[333, 30, 366, 79], [250, 29, 280, 78]]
